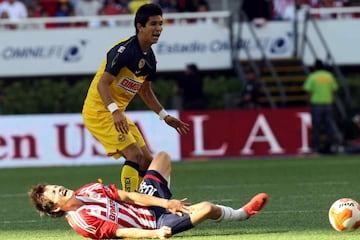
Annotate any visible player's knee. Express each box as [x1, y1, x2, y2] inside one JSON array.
[[156, 151, 171, 165], [199, 201, 214, 216], [156, 151, 170, 162], [157, 151, 169, 158]]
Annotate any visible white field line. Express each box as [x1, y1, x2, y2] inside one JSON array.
[[1, 193, 26, 198], [2, 219, 39, 224]]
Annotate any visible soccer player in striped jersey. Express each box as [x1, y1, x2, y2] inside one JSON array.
[[29, 152, 269, 239], [82, 3, 189, 193]]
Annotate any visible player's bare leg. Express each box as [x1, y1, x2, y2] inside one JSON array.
[[147, 151, 171, 182], [188, 193, 269, 226]]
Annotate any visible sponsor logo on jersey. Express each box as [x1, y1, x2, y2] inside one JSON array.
[[117, 77, 142, 94], [117, 46, 126, 53], [108, 199, 117, 221], [89, 193, 100, 199]]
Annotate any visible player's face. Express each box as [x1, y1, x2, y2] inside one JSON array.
[[43, 185, 74, 208], [141, 15, 163, 44]]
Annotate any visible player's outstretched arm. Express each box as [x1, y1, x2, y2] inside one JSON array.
[[137, 81, 189, 134], [117, 190, 190, 214], [137, 81, 165, 114], [163, 115, 189, 134], [115, 226, 172, 239]]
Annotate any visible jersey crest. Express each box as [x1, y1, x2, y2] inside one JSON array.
[[138, 58, 145, 69]]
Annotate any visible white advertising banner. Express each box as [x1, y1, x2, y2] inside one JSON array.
[[298, 19, 360, 65], [155, 23, 232, 71], [1, 19, 359, 77], [234, 19, 360, 64], [0, 28, 134, 76], [233, 21, 295, 59], [0, 111, 180, 168], [0, 22, 231, 77]]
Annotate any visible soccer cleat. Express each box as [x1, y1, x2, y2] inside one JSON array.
[[242, 193, 269, 218]]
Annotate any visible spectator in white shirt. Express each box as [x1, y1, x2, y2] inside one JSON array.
[[282, 0, 310, 21], [273, 0, 294, 20], [0, 0, 28, 20], [74, 0, 103, 28], [74, 0, 102, 16]]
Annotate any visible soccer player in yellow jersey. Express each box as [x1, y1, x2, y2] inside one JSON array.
[[82, 3, 189, 192]]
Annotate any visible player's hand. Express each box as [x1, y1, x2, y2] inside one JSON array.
[[164, 116, 190, 134], [166, 198, 191, 216], [157, 226, 172, 239], [112, 111, 129, 134]]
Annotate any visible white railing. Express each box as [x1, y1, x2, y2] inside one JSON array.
[[309, 6, 360, 19], [0, 11, 231, 30]]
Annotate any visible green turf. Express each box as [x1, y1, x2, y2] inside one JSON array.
[[1, 154, 360, 239]]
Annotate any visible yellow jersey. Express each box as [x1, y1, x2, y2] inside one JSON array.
[[83, 35, 157, 115]]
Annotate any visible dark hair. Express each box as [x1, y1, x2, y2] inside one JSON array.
[[187, 63, 198, 72], [314, 59, 325, 70], [28, 184, 65, 218], [134, 3, 163, 33]]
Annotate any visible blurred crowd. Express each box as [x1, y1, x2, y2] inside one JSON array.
[[0, 0, 359, 22], [242, 0, 360, 26], [272, 0, 359, 20], [0, 0, 211, 20]]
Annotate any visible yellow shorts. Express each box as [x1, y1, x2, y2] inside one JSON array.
[[83, 112, 146, 159]]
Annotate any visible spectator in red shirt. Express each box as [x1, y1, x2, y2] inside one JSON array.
[[101, 0, 121, 15], [177, 0, 209, 12], [39, 0, 57, 16], [27, 0, 48, 18]]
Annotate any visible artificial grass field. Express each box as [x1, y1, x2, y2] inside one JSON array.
[[1, 154, 360, 240]]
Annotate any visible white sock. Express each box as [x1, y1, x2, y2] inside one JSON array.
[[214, 205, 248, 222], [167, 176, 171, 189]]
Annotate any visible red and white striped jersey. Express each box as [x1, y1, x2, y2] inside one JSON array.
[[65, 183, 157, 239]]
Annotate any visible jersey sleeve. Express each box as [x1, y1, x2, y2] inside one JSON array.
[[67, 211, 118, 239], [103, 184, 119, 200], [146, 49, 157, 81], [94, 218, 119, 239], [104, 45, 129, 77], [75, 183, 119, 200], [330, 74, 339, 91], [303, 74, 313, 91]]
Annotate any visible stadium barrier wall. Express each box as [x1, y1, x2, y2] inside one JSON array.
[[0, 108, 310, 168], [179, 108, 311, 159]]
